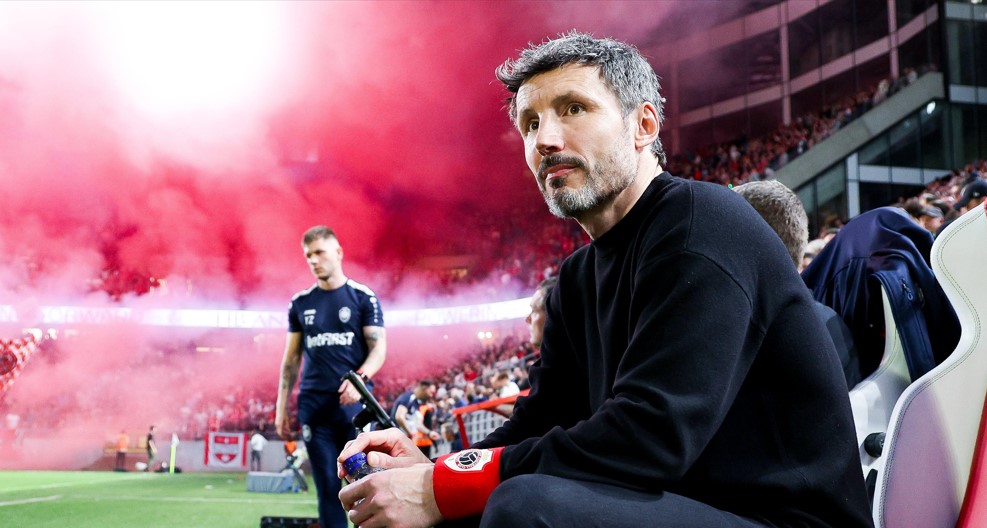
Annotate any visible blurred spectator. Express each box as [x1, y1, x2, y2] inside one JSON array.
[[115, 430, 129, 471], [390, 380, 441, 458]]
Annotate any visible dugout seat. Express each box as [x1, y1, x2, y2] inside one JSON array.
[[872, 203, 987, 528], [848, 284, 910, 483]]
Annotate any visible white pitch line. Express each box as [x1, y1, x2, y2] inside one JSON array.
[[0, 474, 149, 494], [84, 495, 317, 505], [0, 495, 62, 507]]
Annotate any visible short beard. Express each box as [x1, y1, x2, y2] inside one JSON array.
[[540, 140, 637, 219]]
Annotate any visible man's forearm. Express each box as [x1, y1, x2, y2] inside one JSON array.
[[277, 362, 299, 412], [360, 327, 386, 378]]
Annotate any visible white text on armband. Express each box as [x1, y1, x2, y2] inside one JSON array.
[[307, 332, 356, 348]]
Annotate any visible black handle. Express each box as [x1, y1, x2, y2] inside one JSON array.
[[343, 371, 406, 434]]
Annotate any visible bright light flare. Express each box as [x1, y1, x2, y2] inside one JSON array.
[[93, 1, 288, 119]]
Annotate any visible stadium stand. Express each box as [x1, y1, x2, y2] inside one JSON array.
[[3, 60, 984, 466]]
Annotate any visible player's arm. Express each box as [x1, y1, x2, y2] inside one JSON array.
[[359, 325, 386, 378], [421, 408, 441, 441], [276, 332, 303, 439], [339, 325, 386, 405], [394, 402, 413, 438]]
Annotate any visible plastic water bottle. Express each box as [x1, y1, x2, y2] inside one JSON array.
[[342, 452, 385, 483]]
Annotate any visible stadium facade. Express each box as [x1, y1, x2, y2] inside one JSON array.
[[647, 0, 985, 235]]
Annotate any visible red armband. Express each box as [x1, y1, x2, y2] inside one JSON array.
[[432, 447, 504, 520]]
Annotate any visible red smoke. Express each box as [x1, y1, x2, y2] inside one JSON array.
[[0, 0, 700, 468]]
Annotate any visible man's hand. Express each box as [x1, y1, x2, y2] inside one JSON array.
[[338, 378, 361, 406], [339, 463, 442, 528], [337, 430, 441, 528], [337, 428, 430, 476], [275, 411, 292, 440]]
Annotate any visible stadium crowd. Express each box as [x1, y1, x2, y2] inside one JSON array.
[[666, 66, 932, 187], [3, 60, 986, 459]]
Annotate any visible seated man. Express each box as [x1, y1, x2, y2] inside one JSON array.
[[734, 180, 862, 389], [337, 32, 871, 528]]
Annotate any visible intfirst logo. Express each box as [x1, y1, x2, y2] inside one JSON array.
[[307, 332, 356, 348]]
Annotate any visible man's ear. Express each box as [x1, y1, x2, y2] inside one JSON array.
[[633, 102, 660, 151]]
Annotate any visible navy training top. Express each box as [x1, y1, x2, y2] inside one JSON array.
[[288, 279, 383, 393]]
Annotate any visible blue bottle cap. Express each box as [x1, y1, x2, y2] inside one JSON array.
[[343, 452, 368, 477]]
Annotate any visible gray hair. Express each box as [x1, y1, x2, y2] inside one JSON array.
[[734, 181, 808, 268], [496, 31, 666, 165]]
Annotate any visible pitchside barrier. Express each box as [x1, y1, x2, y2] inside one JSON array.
[[450, 390, 527, 449]]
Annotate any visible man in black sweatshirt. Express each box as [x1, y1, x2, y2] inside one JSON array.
[[337, 32, 873, 528]]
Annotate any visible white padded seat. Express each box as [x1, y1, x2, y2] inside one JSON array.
[[873, 204, 987, 528], [848, 285, 911, 477]]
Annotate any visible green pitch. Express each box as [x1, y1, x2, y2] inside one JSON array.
[[0, 470, 320, 528]]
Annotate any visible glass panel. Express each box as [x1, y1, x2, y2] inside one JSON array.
[[678, 53, 716, 112], [919, 101, 948, 170], [747, 30, 782, 93], [650, 0, 785, 46], [818, 0, 856, 65], [946, 20, 976, 85], [710, 39, 752, 103], [857, 54, 892, 104], [747, 100, 783, 139], [859, 133, 890, 166], [950, 104, 981, 167], [820, 67, 860, 113], [789, 11, 821, 77], [896, 0, 931, 29], [974, 19, 987, 87], [980, 105, 987, 163], [888, 115, 921, 167], [897, 23, 941, 75], [796, 183, 818, 237], [712, 110, 749, 146], [858, 182, 892, 212], [816, 163, 847, 207], [854, 0, 889, 47], [679, 122, 714, 157], [791, 84, 823, 120]]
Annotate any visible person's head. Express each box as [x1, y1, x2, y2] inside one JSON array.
[[149, 425, 155, 433], [954, 179, 987, 212], [901, 198, 925, 220], [525, 276, 558, 348], [440, 423, 457, 441], [733, 181, 808, 269], [414, 380, 437, 401], [918, 205, 944, 233], [497, 32, 665, 220], [301, 226, 343, 283], [489, 371, 510, 390]]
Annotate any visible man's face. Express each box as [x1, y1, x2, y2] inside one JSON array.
[[417, 384, 436, 401], [524, 287, 548, 348], [515, 65, 639, 219], [303, 236, 342, 282]]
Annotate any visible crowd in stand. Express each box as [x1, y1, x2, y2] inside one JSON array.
[[666, 66, 932, 187], [6, 61, 987, 451]]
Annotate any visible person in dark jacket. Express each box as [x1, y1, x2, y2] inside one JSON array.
[[337, 32, 872, 528]]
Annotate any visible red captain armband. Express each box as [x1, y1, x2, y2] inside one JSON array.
[[432, 447, 504, 520]]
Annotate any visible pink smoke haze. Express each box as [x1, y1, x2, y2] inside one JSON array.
[[0, 1, 736, 468]]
